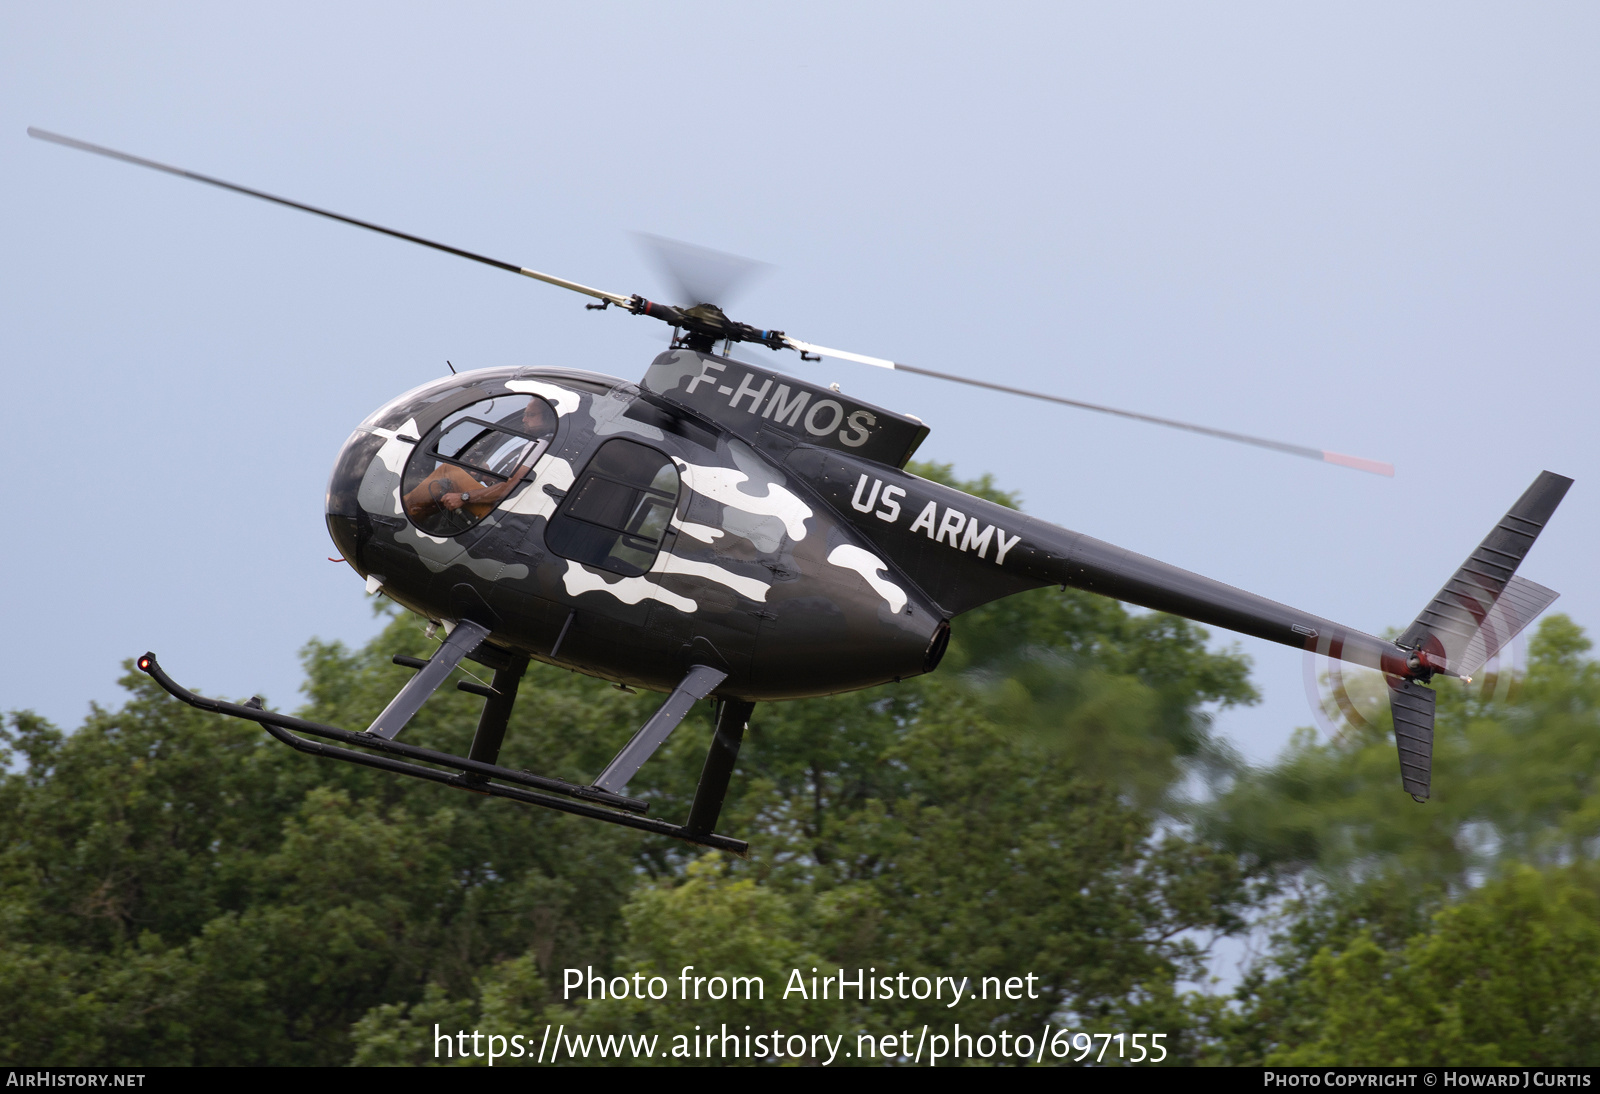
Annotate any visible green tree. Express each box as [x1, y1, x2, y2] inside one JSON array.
[[1204, 615, 1600, 1065], [3, 461, 1264, 1066], [347, 639, 1261, 1065], [1267, 866, 1600, 1066], [1202, 615, 1600, 893]]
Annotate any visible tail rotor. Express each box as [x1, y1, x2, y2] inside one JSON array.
[[1303, 471, 1573, 800]]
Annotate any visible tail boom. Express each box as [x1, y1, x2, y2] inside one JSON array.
[[799, 452, 1570, 805]]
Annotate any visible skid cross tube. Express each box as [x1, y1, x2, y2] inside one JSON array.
[[135, 653, 749, 855]]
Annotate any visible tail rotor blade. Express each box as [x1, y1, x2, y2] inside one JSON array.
[[1459, 576, 1559, 678]]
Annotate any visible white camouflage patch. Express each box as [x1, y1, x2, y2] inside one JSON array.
[[826, 544, 907, 613], [562, 560, 697, 612], [673, 459, 811, 543], [669, 514, 725, 544], [653, 553, 770, 603], [506, 380, 581, 416], [369, 418, 421, 473], [499, 456, 575, 517]]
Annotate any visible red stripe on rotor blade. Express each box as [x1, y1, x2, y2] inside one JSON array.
[[1322, 451, 1395, 477]]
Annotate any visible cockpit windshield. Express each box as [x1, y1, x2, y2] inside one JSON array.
[[401, 394, 557, 537]]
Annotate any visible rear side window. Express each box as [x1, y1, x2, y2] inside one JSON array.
[[545, 440, 680, 576]]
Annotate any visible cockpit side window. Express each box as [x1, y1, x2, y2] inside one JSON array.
[[401, 394, 557, 537], [545, 440, 680, 577]]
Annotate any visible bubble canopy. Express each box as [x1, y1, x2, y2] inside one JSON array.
[[401, 393, 556, 537]]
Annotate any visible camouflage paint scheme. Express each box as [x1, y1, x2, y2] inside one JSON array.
[[327, 353, 950, 701], [327, 349, 1409, 703]]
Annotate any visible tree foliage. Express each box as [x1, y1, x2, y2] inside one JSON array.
[[0, 464, 1261, 1066], [1202, 614, 1600, 1066], [9, 460, 1598, 1067], [1245, 866, 1600, 1066], [1202, 614, 1600, 895]]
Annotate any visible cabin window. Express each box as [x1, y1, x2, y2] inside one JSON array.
[[545, 439, 680, 577], [401, 394, 557, 536]]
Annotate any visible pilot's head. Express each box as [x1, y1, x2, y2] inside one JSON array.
[[522, 398, 556, 437]]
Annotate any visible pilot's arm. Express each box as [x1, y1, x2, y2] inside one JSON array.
[[439, 440, 544, 511], [402, 464, 482, 520]]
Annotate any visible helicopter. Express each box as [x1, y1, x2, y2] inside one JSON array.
[[31, 128, 1573, 854]]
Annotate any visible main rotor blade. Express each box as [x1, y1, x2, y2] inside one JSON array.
[[27, 127, 632, 307], [29, 126, 1396, 478], [783, 336, 1394, 477]]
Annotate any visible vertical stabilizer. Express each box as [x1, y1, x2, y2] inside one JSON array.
[[1386, 470, 1572, 802], [1398, 471, 1572, 677]]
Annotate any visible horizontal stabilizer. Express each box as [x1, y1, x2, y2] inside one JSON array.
[[1389, 677, 1436, 802], [1399, 471, 1572, 676]]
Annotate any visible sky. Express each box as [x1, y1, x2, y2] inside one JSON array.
[[3, 3, 1597, 769]]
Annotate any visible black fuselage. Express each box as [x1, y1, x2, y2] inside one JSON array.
[[326, 351, 1399, 701]]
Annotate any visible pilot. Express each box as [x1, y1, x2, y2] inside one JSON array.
[[403, 397, 556, 523]]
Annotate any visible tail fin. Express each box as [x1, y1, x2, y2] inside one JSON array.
[[1389, 470, 1572, 801], [1398, 471, 1572, 678], [1389, 677, 1436, 801]]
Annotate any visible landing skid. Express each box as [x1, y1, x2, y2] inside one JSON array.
[[136, 652, 750, 855]]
